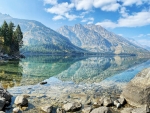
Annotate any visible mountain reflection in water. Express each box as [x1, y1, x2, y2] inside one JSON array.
[[0, 55, 149, 88]]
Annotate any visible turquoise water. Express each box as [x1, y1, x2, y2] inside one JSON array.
[[2, 55, 150, 113], [0, 55, 149, 88]]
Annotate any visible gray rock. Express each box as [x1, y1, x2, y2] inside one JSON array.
[[0, 111, 5, 113], [0, 97, 5, 110], [41, 105, 52, 113], [118, 98, 126, 105], [103, 97, 113, 107], [121, 68, 150, 107], [82, 106, 92, 113], [14, 95, 28, 106], [114, 100, 121, 108], [90, 106, 112, 113], [0, 84, 12, 102], [56, 108, 66, 113], [62, 102, 82, 112]]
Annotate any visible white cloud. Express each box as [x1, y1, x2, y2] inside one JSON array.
[[65, 13, 79, 21], [137, 39, 150, 47], [101, 3, 120, 11], [118, 11, 150, 27], [87, 21, 93, 24], [81, 17, 94, 22], [96, 20, 117, 28], [46, 2, 74, 15], [44, 0, 57, 5], [52, 15, 65, 20], [147, 34, 150, 36], [118, 34, 123, 36], [96, 10, 150, 28], [93, 0, 116, 7], [72, 0, 93, 10], [121, 0, 145, 6], [120, 7, 128, 17]]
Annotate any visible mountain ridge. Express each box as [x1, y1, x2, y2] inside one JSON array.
[[0, 13, 87, 54], [57, 24, 149, 55]]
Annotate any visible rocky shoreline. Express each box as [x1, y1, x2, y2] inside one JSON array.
[[1, 67, 150, 113]]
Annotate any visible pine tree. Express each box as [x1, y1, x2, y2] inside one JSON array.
[[1, 21, 10, 53], [8, 22, 15, 54], [13, 25, 23, 53]]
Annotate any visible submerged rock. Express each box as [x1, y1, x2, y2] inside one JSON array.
[[40, 81, 47, 85], [121, 67, 150, 107], [62, 102, 82, 112]]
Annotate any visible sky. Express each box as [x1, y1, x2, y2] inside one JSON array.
[[0, 0, 150, 46]]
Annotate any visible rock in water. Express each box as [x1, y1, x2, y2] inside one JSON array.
[[121, 68, 150, 107], [41, 105, 52, 113], [0, 97, 5, 110], [0, 111, 5, 113], [62, 102, 82, 112], [90, 106, 112, 113], [14, 95, 28, 106], [40, 81, 47, 85]]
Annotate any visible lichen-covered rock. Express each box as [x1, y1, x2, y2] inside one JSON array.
[[14, 95, 28, 106], [121, 68, 150, 107], [90, 106, 112, 113], [62, 102, 82, 112]]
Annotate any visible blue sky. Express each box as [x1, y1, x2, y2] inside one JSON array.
[[0, 0, 150, 46]]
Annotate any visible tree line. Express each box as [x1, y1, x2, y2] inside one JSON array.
[[0, 21, 23, 55]]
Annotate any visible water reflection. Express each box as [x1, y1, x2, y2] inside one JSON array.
[[0, 60, 22, 88], [55, 56, 149, 83], [0, 55, 149, 88]]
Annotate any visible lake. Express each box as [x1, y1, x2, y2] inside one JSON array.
[[1, 55, 150, 112]]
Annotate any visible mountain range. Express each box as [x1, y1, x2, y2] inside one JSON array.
[[0, 13, 86, 54], [57, 24, 149, 55], [0, 13, 149, 55]]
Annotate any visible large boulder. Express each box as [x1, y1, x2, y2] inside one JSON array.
[[90, 106, 112, 113], [0, 84, 12, 102], [14, 95, 28, 106], [0, 97, 5, 110], [121, 67, 150, 107]]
